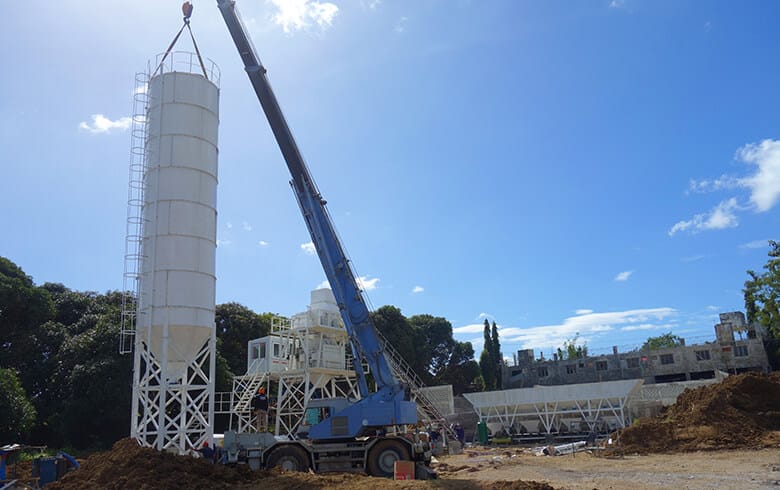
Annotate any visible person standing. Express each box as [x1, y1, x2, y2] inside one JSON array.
[[253, 386, 269, 432]]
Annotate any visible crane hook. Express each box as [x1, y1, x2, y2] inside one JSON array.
[[182, 2, 194, 22]]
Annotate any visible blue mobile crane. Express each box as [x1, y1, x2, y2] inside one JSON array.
[[215, 0, 434, 478]]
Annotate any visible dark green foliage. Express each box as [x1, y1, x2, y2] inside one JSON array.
[[214, 343, 234, 392], [8, 282, 134, 449], [216, 303, 273, 376], [371, 306, 479, 395], [0, 257, 55, 371], [408, 314, 455, 380], [490, 321, 502, 387], [0, 256, 271, 450], [0, 368, 36, 441], [744, 240, 780, 368], [479, 349, 495, 390], [47, 315, 133, 449], [478, 319, 503, 390], [642, 332, 684, 350], [438, 341, 480, 394], [371, 306, 428, 385]]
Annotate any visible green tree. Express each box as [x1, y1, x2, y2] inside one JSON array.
[[0, 368, 36, 442], [215, 303, 272, 376], [438, 341, 480, 395], [479, 319, 497, 390], [49, 312, 133, 449], [0, 257, 55, 371], [0, 256, 270, 449], [371, 306, 420, 375], [557, 334, 588, 360], [214, 343, 234, 392], [490, 321, 502, 388], [372, 306, 479, 393], [744, 240, 780, 368], [642, 332, 684, 350], [408, 314, 455, 381]]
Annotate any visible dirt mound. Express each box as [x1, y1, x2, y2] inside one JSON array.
[[618, 372, 780, 454], [47, 438, 263, 490], [47, 438, 555, 489]]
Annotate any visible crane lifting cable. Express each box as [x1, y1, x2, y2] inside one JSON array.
[[151, 2, 209, 80]]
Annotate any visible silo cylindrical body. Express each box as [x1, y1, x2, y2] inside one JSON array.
[[137, 70, 220, 380]]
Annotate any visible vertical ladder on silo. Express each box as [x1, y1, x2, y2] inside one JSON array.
[[120, 72, 150, 355]]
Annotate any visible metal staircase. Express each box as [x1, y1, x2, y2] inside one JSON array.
[[374, 330, 458, 442], [232, 362, 268, 413]]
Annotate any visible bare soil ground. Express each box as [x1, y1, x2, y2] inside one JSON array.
[[436, 444, 780, 490], [45, 442, 780, 490]]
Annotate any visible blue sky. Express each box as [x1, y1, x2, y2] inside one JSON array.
[[1, 0, 778, 362]]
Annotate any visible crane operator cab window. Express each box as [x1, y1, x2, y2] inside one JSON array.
[[303, 406, 331, 426], [297, 406, 332, 438]]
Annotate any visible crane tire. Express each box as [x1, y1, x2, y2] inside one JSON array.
[[366, 439, 411, 478], [265, 445, 310, 472]]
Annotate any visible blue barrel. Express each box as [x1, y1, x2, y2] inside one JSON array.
[[35, 457, 58, 486]]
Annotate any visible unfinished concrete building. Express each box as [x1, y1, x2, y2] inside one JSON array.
[[503, 312, 770, 390]]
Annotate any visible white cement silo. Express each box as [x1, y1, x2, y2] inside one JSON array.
[[131, 53, 220, 452]]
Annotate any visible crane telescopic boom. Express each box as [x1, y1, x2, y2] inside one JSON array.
[[216, 0, 417, 440]]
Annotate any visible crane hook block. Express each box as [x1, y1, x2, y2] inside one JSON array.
[[182, 2, 194, 20]]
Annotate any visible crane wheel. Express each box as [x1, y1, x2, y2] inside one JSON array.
[[366, 439, 411, 478], [265, 445, 311, 472]]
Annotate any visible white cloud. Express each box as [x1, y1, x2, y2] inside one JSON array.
[[736, 139, 780, 212], [740, 239, 769, 249], [575, 309, 593, 315], [681, 254, 707, 262], [362, 0, 381, 9], [620, 323, 673, 332], [453, 324, 489, 334], [687, 175, 739, 194], [469, 336, 484, 347], [258, 240, 269, 246], [614, 270, 633, 282], [268, 0, 339, 33], [78, 114, 131, 134], [226, 222, 233, 229], [242, 222, 253, 232], [356, 275, 379, 291], [314, 276, 378, 291], [675, 139, 780, 236], [412, 285, 424, 293], [394, 16, 408, 33], [454, 307, 676, 351], [301, 241, 316, 255], [706, 305, 719, 311], [669, 198, 739, 236], [609, 0, 625, 8], [478, 312, 493, 319], [216, 239, 232, 247]]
